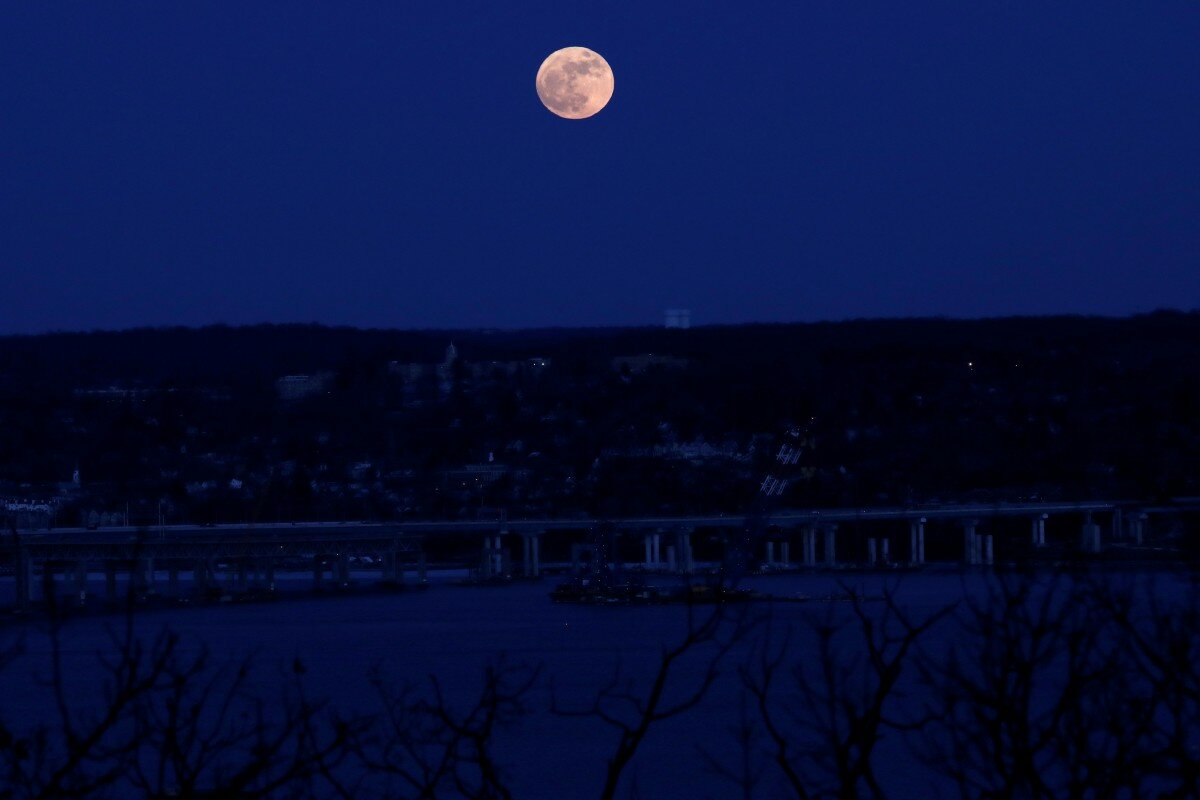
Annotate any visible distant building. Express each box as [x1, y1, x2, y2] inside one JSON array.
[[611, 354, 690, 375], [436, 342, 458, 393], [388, 362, 430, 381], [392, 345, 550, 389], [469, 357, 551, 381], [664, 309, 691, 329], [275, 373, 333, 401], [441, 463, 510, 489]]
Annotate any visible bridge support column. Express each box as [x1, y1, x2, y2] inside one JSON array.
[[1130, 513, 1146, 545], [105, 562, 118, 602], [800, 527, 815, 567], [1032, 515, 1047, 547], [667, 544, 677, 573], [1081, 513, 1102, 554], [653, 533, 661, 567], [680, 529, 694, 574], [823, 525, 838, 567], [644, 533, 653, 569], [881, 538, 890, 564], [481, 538, 494, 578], [983, 534, 994, 565], [168, 566, 179, 597], [265, 558, 276, 591], [962, 520, 980, 565], [494, 534, 505, 577], [781, 540, 790, 567], [867, 538, 877, 565], [766, 541, 775, 567], [1111, 508, 1123, 541], [482, 536, 506, 578], [910, 519, 926, 565]]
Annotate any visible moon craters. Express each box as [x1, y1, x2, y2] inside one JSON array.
[[536, 47, 614, 120]]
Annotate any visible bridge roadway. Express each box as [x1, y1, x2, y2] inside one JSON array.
[[4, 499, 1196, 612], [10, 499, 1134, 539]]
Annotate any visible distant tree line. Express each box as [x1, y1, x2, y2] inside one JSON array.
[[1, 312, 1198, 524]]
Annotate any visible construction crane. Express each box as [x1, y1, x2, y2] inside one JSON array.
[[723, 420, 816, 579]]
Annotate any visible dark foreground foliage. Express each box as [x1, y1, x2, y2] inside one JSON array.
[[2, 571, 1198, 798]]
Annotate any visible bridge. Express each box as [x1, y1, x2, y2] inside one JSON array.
[[3, 499, 1197, 613]]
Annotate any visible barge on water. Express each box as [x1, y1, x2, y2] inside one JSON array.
[[549, 575, 757, 605]]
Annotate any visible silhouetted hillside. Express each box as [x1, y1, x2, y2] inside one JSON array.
[[1, 312, 1198, 525]]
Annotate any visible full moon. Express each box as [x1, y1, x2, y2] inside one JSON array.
[[535, 47, 614, 120]]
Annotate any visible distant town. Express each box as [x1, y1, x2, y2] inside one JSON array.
[[2, 313, 1198, 543]]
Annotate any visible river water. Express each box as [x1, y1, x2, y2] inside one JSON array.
[[0, 567, 1191, 798]]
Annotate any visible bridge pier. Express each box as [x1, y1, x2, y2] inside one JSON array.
[[800, 527, 816, 567], [823, 524, 838, 567], [521, 535, 531, 577], [962, 520, 981, 565], [679, 528, 694, 574], [910, 518, 926, 565], [765, 541, 775, 567], [105, 562, 118, 602], [1081, 513, 1102, 554], [780, 540, 790, 567], [481, 535, 507, 579], [520, 533, 542, 578], [168, 565, 179, 597], [1128, 512, 1147, 545], [866, 537, 890, 565], [1031, 514, 1047, 547]]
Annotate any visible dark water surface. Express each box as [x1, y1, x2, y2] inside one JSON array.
[[0, 569, 1185, 798]]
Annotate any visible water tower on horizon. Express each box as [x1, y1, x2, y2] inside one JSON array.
[[664, 309, 691, 329]]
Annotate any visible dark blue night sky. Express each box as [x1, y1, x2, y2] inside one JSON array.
[[2, 2, 1198, 333]]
